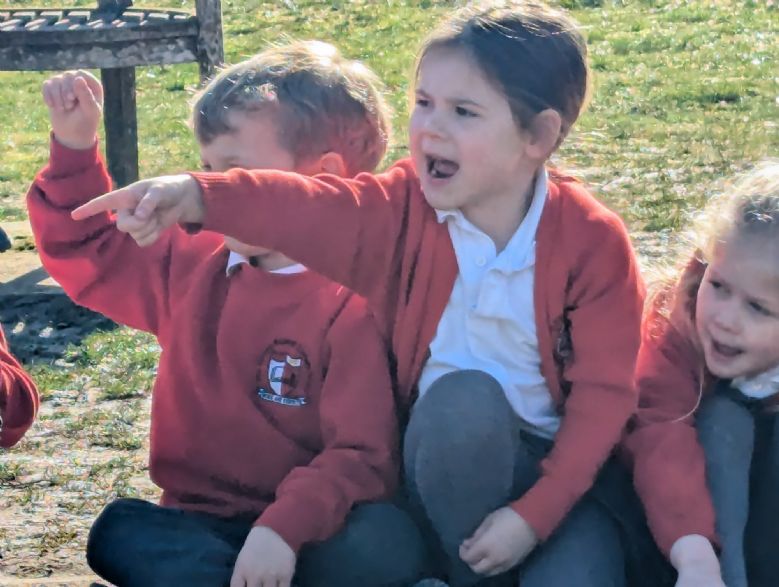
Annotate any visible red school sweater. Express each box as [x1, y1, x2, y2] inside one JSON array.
[[192, 157, 645, 540], [623, 257, 716, 556], [26, 139, 398, 552], [0, 324, 40, 448]]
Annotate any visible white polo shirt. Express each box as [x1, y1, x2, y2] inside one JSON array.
[[226, 251, 307, 275], [417, 170, 560, 438]]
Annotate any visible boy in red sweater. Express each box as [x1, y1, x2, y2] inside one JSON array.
[[28, 42, 424, 587], [0, 324, 40, 448]]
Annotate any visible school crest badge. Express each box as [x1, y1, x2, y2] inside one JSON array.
[[254, 339, 310, 407]]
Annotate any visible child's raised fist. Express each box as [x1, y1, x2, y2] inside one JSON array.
[[42, 70, 103, 150]]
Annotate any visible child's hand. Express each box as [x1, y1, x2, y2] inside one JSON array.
[[71, 174, 205, 245], [230, 526, 296, 587], [42, 70, 103, 150], [674, 564, 726, 587], [459, 507, 538, 576], [670, 535, 725, 587]]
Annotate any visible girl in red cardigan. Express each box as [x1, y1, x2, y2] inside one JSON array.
[[626, 161, 779, 587], [73, 3, 656, 586]]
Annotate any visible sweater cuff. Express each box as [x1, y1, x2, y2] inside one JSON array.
[[46, 134, 101, 178], [511, 475, 576, 541], [191, 171, 248, 235], [255, 495, 327, 554]]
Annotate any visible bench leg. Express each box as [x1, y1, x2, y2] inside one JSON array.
[[101, 67, 138, 188]]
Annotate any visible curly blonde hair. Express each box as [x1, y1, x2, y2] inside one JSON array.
[[647, 159, 779, 323]]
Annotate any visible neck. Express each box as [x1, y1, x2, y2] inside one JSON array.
[[461, 169, 538, 252], [245, 251, 298, 272]]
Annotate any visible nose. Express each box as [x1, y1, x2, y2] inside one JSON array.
[[711, 299, 742, 334], [416, 108, 446, 140]]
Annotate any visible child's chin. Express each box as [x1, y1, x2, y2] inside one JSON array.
[[705, 354, 742, 379]]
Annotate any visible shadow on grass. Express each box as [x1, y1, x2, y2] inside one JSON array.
[[0, 292, 116, 364]]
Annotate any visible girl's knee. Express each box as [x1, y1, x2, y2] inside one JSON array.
[[409, 370, 514, 441], [697, 393, 754, 439]]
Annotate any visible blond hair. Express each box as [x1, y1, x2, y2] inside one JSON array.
[[192, 40, 392, 175], [647, 160, 779, 323]]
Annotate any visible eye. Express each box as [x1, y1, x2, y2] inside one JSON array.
[[748, 301, 774, 317], [455, 105, 477, 117], [201, 162, 212, 172], [415, 96, 430, 108], [709, 279, 722, 289]]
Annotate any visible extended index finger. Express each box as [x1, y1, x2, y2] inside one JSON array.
[[71, 185, 144, 220]]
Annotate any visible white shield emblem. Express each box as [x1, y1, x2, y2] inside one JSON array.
[[268, 359, 287, 395]]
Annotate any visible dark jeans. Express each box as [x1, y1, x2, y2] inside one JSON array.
[[87, 497, 427, 587], [696, 383, 779, 587], [403, 370, 672, 587]]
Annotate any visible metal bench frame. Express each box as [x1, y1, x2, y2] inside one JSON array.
[[0, 1, 223, 186]]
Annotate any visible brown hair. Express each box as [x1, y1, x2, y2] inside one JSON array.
[[416, 0, 590, 143], [192, 40, 392, 175]]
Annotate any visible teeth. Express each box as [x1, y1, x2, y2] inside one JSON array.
[[712, 340, 742, 357], [426, 156, 459, 179]]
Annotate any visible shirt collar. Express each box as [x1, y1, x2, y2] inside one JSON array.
[[732, 363, 779, 399], [226, 250, 249, 275], [435, 168, 548, 271], [225, 250, 307, 276]]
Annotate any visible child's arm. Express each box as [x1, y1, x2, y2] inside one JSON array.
[[0, 326, 40, 448], [29, 72, 199, 334], [512, 211, 645, 540], [231, 297, 398, 585], [624, 321, 719, 560], [72, 162, 420, 307]]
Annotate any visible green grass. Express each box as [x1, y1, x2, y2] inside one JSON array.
[[28, 328, 158, 400], [1, 0, 775, 230]]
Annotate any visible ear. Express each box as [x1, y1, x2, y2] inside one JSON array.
[[313, 151, 348, 177], [524, 109, 563, 161]]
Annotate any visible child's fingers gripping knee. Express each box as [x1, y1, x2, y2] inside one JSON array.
[[469, 554, 498, 576]]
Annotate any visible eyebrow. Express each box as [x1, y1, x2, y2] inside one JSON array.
[[415, 88, 485, 110], [710, 269, 779, 309]]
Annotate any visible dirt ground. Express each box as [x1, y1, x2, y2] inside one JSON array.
[[1, 294, 157, 585]]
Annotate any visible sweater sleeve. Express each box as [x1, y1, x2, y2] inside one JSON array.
[[191, 161, 417, 309], [27, 138, 190, 335], [0, 325, 40, 448], [623, 319, 717, 557], [255, 296, 399, 552], [512, 209, 644, 540]]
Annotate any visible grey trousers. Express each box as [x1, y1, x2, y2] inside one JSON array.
[[87, 497, 427, 587], [696, 384, 779, 587], [403, 370, 627, 587]]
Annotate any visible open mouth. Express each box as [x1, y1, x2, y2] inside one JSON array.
[[711, 339, 743, 358], [426, 155, 459, 179]]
